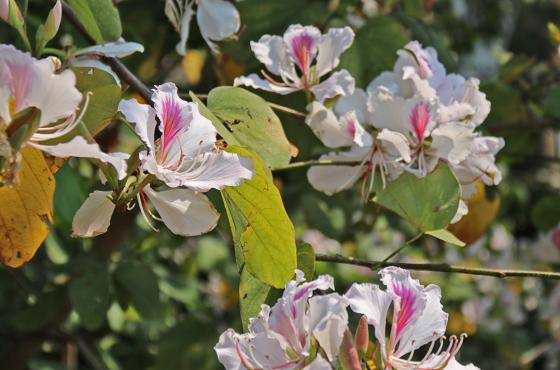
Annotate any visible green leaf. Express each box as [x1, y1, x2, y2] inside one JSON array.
[[543, 87, 560, 119], [373, 164, 461, 231], [425, 229, 466, 247], [239, 268, 272, 330], [11, 289, 67, 333], [531, 195, 560, 231], [67, 0, 122, 43], [207, 87, 292, 168], [69, 263, 113, 330], [297, 243, 315, 279], [114, 261, 164, 320], [221, 146, 297, 288]]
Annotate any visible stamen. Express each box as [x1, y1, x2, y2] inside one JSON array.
[[261, 69, 290, 87], [137, 193, 159, 232]]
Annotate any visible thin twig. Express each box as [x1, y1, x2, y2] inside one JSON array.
[[59, 1, 152, 103], [272, 159, 361, 171], [315, 253, 560, 280], [372, 232, 424, 269], [268, 102, 307, 118]]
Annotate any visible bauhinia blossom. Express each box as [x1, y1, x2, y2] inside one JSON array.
[[72, 83, 254, 237], [346, 267, 479, 370], [234, 24, 356, 102], [165, 0, 241, 55], [0, 44, 127, 181], [214, 270, 349, 369]]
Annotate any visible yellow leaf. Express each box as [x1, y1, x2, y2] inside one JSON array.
[[0, 147, 55, 267], [448, 181, 500, 245], [182, 49, 207, 86]]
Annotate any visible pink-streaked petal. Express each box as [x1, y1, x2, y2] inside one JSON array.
[[234, 74, 300, 95], [379, 267, 427, 350], [315, 26, 355, 77], [283, 24, 321, 76], [144, 185, 219, 236], [118, 98, 157, 152], [310, 69, 355, 102], [71, 190, 115, 238], [307, 148, 368, 195], [307, 293, 348, 361], [345, 283, 393, 359], [175, 150, 254, 192]]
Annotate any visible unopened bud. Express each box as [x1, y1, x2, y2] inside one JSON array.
[[339, 329, 361, 370], [355, 315, 369, 355], [0, 0, 9, 22]]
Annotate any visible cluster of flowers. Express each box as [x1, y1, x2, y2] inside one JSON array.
[[215, 267, 478, 370], [235, 26, 505, 222], [0, 44, 254, 238]]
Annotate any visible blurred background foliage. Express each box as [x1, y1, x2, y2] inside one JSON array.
[[1, 0, 560, 369]]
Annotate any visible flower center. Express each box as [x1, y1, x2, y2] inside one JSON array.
[[410, 102, 430, 142], [290, 33, 315, 79]]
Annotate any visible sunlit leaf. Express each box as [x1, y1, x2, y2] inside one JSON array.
[[0, 147, 55, 267], [297, 243, 315, 279], [425, 229, 465, 247], [221, 146, 296, 288], [373, 164, 460, 231], [207, 87, 292, 168], [67, 0, 122, 43]]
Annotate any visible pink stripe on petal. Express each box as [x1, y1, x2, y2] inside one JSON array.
[[392, 282, 419, 340], [289, 33, 316, 76], [160, 96, 185, 159], [410, 102, 430, 141]]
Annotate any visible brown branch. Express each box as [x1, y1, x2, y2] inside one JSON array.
[[315, 253, 560, 280]]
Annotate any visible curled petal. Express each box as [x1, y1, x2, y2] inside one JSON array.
[[377, 129, 412, 163], [197, 0, 240, 53], [30, 136, 128, 179], [307, 293, 349, 361], [72, 190, 115, 238], [315, 26, 355, 77], [118, 98, 157, 152], [234, 73, 300, 95], [73, 41, 144, 58], [144, 185, 219, 236], [310, 69, 355, 102], [250, 35, 288, 76], [335, 88, 371, 125]]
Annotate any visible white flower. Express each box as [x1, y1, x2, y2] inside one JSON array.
[[0, 44, 127, 179], [165, 0, 241, 55], [73, 82, 254, 237], [234, 25, 355, 102], [215, 270, 349, 370], [345, 266, 479, 370]]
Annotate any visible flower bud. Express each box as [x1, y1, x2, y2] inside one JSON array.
[[355, 315, 369, 355], [1, 0, 9, 22], [339, 329, 361, 370]]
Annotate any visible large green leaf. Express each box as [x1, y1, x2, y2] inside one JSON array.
[[221, 146, 296, 288], [114, 261, 164, 320], [373, 164, 461, 231], [207, 87, 292, 168], [190, 92, 237, 145], [297, 243, 315, 280], [69, 263, 113, 330], [67, 0, 122, 43], [239, 268, 272, 330]]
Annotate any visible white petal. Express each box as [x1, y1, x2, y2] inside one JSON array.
[[444, 358, 480, 370], [176, 150, 254, 191], [377, 129, 412, 162], [73, 41, 144, 58], [430, 122, 475, 165], [118, 98, 157, 151], [250, 35, 288, 76], [307, 293, 349, 361], [283, 24, 321, 75], [178, 101, 217, 157], [345, 283, 393, 358], [197, 0, 240, 53], [175, 2, 194, 56], [30, 136, 128, 179], [234, 74, 300, 95], [307, 148, 368, 195], [144, 185, 219, 236], [366, 71, 399, 94], [315, 26, 355, 77], [438, 75, 490, 127], [72, 190, 115, 237], [302, 356, 332, 370], [306, 102, 371, 149], [451, 199, 468, 224], [310, 69, 355, 102], [335, 88, 371, 125], [0, 85, 10, 123]]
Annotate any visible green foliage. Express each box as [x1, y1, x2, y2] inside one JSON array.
[[542, 87, 560, 118], [67, 0, 122, 43], [373, 164, 461, 232], [221, 146, 297, 288], [297, 243, 316, 279], [425, 229, 465, 247], [239, 268, 273, 330], [35, 3, 61, 56], [207, 87, 292, 168], [531, 195, 560, 231]]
